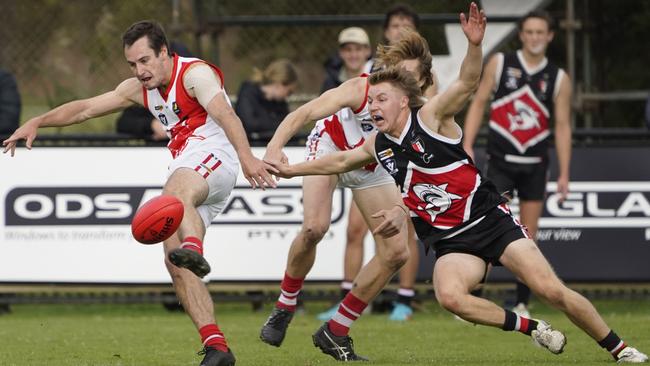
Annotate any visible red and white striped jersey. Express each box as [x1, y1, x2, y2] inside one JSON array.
[[315, 74, 375, 151], [142, 54, 236, 162]]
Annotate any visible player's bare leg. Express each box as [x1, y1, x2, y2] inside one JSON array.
[[433, 252, 565, 354], [390, 220, 419, 321], [312, 183, 408, 361], [163, 168, 212, 278], [343, 201, 367, 288], [349, 184, 409, 303], [512, 199, 544, 316], [164, 232, 235, 365], [501, 238, 609, 338], [285, 175, 338, 278], [317, 201, 367, 321], [501, 238, 647, 361], [261, 174, 338, 346]]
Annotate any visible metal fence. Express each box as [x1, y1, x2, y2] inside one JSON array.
[[1, 0, 648, 132]]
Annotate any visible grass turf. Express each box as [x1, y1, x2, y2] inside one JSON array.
[[0, 299, 648, 365]]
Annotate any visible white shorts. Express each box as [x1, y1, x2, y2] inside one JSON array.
[[168, 135, 239, 227], [305, 127, 393, 190]]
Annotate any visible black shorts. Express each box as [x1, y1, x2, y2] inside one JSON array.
[[434, 204, 531, 265], [486, 158, 549, 201]]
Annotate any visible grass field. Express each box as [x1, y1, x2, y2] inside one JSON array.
[[0, 299, 648, 365]]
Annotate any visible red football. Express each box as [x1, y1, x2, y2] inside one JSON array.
[[131, 195, 184, 244]]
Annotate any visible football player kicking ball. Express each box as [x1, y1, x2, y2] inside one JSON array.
[[3, 20, 276, 366], [265, 31, 648, 365]]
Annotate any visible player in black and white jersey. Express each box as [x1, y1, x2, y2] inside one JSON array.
[[265, 5, 647, 362], [463, 10, 573, 317]]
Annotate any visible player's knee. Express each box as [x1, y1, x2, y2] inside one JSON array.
[[435, 289, 463, 313], [382, 246, 409, 271], [301, 223, 329, 244]]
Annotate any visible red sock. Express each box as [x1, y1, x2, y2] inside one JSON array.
[[199, 324, 228, 352], [181, 236, 203, 255], [275, 272, 304, 312], [327, 292, 368, 336]]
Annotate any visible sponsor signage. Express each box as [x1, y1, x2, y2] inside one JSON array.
[[1, 146, 649, 283]]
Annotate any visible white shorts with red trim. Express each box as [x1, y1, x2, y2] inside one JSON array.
[[168, 135, 238, 227], [305, 125, 393, 190]]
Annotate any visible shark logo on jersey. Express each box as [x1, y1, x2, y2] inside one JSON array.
[[412, 183, 462, 221], [508, 99, 540, 132]]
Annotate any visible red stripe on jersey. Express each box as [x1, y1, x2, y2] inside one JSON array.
[[210, 160, 222, 170], [142, 87, 149, 110], [202, 155, 212, 164], [203, 171, 210, 178], [160, 54, 180, 101]]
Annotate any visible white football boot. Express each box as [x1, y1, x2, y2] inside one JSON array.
[[617, 347, 649, 363], [531, 320, 567, 354]]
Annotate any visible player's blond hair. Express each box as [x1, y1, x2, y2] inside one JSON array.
[[374, 30, 433, 93], [369, 66, 424, 108]]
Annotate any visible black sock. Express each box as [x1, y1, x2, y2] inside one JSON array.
[[598, 330, 627, 359], [501, 309, 538, 335], [396, 288, 415, 307], [515, 282, 531, 305]]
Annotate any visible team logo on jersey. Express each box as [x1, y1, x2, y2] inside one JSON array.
[[361, 123, 374, 132], [384, 158, 399, 175], [154, 105, 163, 111], [505, 67, 521, 90], [378, 148, 394, 161], [158, 113, 168, 126], [405, 160, 479, 228], [172, 102, 181, 115], [412, 183, 462, 222], [508, 99, 540, 132], [489, 85, 550, 153], [539, 80, 547, 94], [410, 136, 425, 153]]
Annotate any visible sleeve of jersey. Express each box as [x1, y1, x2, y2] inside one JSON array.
[[183, 63, 225, 108]]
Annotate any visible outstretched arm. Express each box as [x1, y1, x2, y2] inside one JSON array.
[[419, 2, 486, 132], [3, 78, 140, 156], [462, 54, 500, 159], [267, 133, 377, 178], [264, 77, 367, 162]]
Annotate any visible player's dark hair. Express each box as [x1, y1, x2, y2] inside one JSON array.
[[383, 3, 420, 30], [122, 20, 170, 56], [369, 66, 424, 108], [518, 10, 555, 32], [375, 30, 433, 94]]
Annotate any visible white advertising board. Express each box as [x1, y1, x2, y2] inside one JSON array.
[[0, 147, 373, 283]]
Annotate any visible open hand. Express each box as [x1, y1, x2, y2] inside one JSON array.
[[2, 120, 39, 157], [460, 2, 487, 46], [241, 154, 278, 190]]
